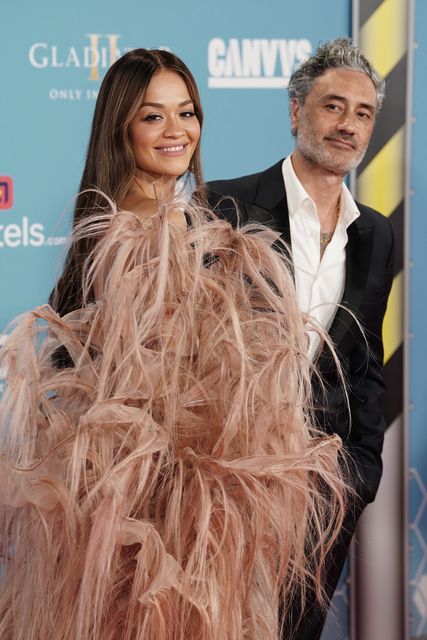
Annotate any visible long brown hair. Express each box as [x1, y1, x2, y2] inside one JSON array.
[[50, 48, 204, 317]]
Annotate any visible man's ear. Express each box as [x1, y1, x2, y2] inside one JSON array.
[[290, 99, 300, 134]]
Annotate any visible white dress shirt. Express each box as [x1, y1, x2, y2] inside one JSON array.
[[282, 156, 360, 359]]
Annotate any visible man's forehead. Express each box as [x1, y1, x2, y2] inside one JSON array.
[[309, 67, 377, 105]]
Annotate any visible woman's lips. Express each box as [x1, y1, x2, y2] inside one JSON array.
[[154, 144, 188, 156]]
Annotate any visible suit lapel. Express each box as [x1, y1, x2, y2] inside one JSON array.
[[252, 159, 292, 247], [252, 160, 375, 349], [327, 219, 375, 347]]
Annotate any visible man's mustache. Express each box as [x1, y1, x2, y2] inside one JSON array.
[[326, 134, 357, 150]]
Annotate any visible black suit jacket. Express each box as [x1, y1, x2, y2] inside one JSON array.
[[205, 159, 394, 638]]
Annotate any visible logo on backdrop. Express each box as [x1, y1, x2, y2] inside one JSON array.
[[0, 178, 68, 248], [28, 34, 130, 80], [28, 35, 170, 101], [28, 33, 130, 101], [208, 38, 312, 88], [0, 177, 13, 210], [0, 217, 68, 249]]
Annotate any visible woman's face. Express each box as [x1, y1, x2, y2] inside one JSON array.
[[129, 69, 201, 181]]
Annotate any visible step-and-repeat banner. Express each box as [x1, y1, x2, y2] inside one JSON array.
[[0, 4, 349, 638], [0, 0, 349, 333], [2, 1, 426, 639], [410, 0, 427, 637]]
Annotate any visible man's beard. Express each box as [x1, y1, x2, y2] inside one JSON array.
[[296, 119, 368, 176]]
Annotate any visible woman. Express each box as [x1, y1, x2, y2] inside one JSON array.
[[51, 48, 204, 317], [0, 49, 347, 640]]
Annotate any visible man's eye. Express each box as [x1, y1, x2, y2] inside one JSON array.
[[358, 111, 371, 120], [326, 104, 340, 111]]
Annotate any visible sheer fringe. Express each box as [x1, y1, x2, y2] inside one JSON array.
[[0, 198, 347, 639]]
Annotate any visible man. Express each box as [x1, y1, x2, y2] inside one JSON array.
[[205, 38, 394, 638]]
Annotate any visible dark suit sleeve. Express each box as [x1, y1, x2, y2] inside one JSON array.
[[345, 219, 395, 505], [204, 184, 248, 228]]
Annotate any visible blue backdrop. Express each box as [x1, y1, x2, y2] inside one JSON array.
[[0, 0, 349, 331], [409, 0, 427, 636], [11, 3, 426, 639]]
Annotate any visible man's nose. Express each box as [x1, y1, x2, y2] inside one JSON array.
[[336, 114, 356, 135]]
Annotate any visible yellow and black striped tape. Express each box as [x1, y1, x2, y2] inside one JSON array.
[[357, 0, 407, 427]]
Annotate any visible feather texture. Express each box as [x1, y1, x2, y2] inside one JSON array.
[[0, 199, 347, 639]]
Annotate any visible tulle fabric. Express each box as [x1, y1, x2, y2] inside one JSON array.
[[0, 198, 346, 640]]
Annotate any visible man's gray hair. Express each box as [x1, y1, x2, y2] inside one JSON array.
[[288, 37, 385, 111]]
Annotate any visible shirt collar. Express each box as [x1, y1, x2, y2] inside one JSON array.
[[282, 155, 312, 218]]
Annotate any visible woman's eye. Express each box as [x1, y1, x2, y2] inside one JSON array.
[[143, 114, 162, 122], [180, 110, 196, 118]]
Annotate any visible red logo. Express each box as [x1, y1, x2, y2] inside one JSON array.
[[0, 177, 13, 209]]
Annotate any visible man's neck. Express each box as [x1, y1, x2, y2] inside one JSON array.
[[291, 150, 344, 231]]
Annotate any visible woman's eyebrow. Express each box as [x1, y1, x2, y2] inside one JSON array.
[[140, 99, 194, 108]]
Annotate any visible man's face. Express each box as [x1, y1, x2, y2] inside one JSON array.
[[291, 68, 377, 176]]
